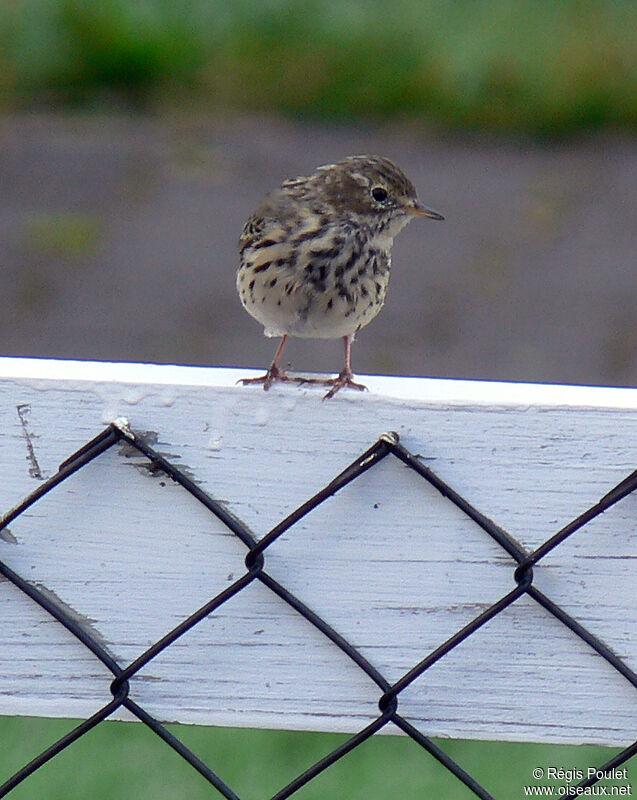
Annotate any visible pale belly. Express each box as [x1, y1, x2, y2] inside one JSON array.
[[237, 251, 391, 339], [238, 272, 389, 338]]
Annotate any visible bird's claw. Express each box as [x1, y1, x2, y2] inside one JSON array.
[[322, 370, 368, 400], [238, 365, 287, 391], [239, 365, 311, 391]]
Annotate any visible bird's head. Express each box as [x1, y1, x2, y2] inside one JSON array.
[[312, 155, 444, 232]]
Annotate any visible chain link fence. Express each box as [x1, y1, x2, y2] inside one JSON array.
[[0, 420, 635, 799]]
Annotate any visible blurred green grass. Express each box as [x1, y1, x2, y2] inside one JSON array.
[[0, 716, 633, 798], [1, 0, 636, 135]]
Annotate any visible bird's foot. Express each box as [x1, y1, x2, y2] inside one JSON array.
[[321, 369, 368, 400], [240, 366, 367, 398], [238, 365, 297, 391]]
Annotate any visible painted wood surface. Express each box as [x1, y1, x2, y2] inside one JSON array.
[[0, 357, 635, 746]]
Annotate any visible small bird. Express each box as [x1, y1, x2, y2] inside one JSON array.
[[237, 155, 443, 399]]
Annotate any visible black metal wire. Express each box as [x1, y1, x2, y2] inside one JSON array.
[[0, 422, 635, 799]]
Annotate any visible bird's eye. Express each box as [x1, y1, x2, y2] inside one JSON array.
[[371, 186, 388, 202]]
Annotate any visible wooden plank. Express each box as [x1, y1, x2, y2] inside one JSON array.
[[0, 356, 635, 746]]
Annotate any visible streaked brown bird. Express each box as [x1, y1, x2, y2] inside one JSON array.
[[237, 155, 443, 398]]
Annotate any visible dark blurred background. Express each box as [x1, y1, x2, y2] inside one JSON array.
[[1, 2, 636, 798], [1, 0, 636, 385]]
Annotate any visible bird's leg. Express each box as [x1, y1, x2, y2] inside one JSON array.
[[239, 334, 295, 390], [322, 335, 368, 399]]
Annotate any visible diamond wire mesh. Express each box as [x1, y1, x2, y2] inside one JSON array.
[[0, 420, 635, 800]]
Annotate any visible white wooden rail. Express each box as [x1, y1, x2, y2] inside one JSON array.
[[0, 357, 635, 747]]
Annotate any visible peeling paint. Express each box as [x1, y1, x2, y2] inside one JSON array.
[[34, 583, 118, 661], [117, 430, 198, 482], [16, 403, 45, 480]]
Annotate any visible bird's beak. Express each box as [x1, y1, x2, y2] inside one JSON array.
[[408, 202, 444, 220]]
